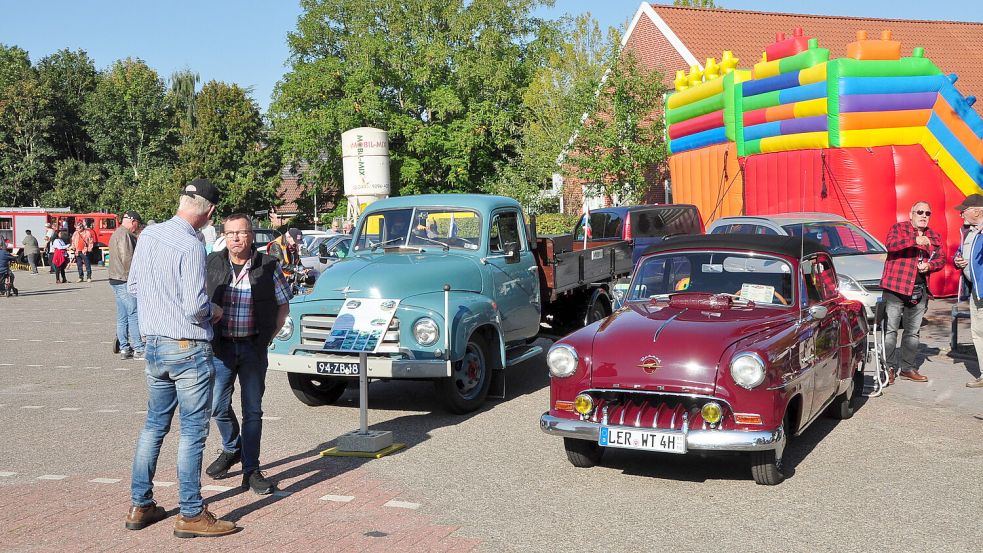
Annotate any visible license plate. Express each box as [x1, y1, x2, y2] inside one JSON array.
[[599, 426, 686, 454], [315, 361, 360, 376]]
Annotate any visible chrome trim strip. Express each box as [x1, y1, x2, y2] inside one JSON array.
[[540, 413, 782, 452], [506, 345, 543, 367], [579, 389, 734, 412]]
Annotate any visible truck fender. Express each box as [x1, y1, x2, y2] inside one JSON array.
[[447, 293, 505, 370]]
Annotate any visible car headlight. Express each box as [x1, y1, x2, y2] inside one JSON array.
[[730, 352, 765, 389], [837, 274, 864, 294], [413, 317, 439, 346], [276, 316, 294, 341], [547, 344, 578, 378]]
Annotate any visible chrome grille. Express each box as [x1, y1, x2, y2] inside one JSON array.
[[585, 392, 733, 430], [300, 314, 400, 353], [858, 279, 883, 292]]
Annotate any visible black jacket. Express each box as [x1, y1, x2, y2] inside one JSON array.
[[206, 247, 283, 351]]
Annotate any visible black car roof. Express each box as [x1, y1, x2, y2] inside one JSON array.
[[641, 234, 828, 259], [588, 204, 699, 214]]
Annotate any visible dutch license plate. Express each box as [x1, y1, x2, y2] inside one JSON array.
[[599, 426, 686, 454], [315, 361, 360, 376]]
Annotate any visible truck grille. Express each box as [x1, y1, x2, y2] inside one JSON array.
[[858, 279, 883, 292], [586, 392, 734, 430], [300, 314, 400, 353]]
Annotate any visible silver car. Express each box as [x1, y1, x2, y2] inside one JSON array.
[[299, 234, 352, 277], [707, 213, 885, 318]]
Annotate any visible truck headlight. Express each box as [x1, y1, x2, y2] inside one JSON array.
[[837, 274, 864, 294], [276, 316, 293, 341], [730, 352, 765, 389], [413, 317, 439, 346], [547, 344, 578, 378]]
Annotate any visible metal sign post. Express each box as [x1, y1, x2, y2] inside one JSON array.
[[358, 351, 368, 434]]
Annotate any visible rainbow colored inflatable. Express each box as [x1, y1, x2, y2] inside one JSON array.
[[667, 29, 983, 297]]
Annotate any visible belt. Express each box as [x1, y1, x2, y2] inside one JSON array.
[[221, 335, 257, 343]]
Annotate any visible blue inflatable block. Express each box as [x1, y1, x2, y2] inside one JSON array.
[[778, 82, 826, 104], [743, 121, 783, 141], [669, 126, 728, 154], [939, 83, 983, 138], [839, 75, 947, 96], [742, 71, 800, 97], [928, 113, 983, 183]]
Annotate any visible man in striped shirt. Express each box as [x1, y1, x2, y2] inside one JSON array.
[[125, 179, 237, 538]]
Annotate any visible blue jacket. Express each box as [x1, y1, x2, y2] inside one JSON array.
[[0, 249, 13, 275], [959, 225, 983, 302]]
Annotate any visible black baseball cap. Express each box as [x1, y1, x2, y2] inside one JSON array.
[[286, 228, 303, 241], [182, 178, 220, 205], [123, 211, 143, 224], [955, 194, 983, 211]]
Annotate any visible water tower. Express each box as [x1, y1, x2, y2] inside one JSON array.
[[341, 128, 391, 223]]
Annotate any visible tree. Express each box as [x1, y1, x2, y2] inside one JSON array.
[[175, 81, 281, 215], [40, 159, 104, 212], [565, 49, 669, 205], [84, 58, 173, 179], [673, 0, 718, 7], [36, 49, 99, 162], [170, 69, 200, 138], [0, 44, 31, 92], [270, 0, 556, 203], [0, 64, 55, 206]]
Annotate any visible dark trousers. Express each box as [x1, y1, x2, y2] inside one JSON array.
[[76, 252, 91, 278], [883, 288, 929, 372], [211, 339, 268, 474], [27, 253, 38, 273]]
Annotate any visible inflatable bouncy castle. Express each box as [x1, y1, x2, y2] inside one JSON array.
[[667, 29, 983, 297]]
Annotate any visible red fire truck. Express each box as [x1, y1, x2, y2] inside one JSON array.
[[1, 208, 118, 253]]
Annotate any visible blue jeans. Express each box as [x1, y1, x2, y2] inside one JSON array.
[[211, 339, 268, 474], [76, 252, 91, 278], [131, 337, 214, 517], [883, 288, 929, 371], [111, 283, 143, 353]]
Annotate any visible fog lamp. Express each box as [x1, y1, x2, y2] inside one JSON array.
[[701, 401, 723, 424], [574, 394, 594, 415]]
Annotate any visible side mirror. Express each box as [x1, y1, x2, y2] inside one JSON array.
[[318, 243, 328, 257], [808, 305, 828, 320]]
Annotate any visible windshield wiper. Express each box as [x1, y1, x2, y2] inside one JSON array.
[[370, 237, 405, 251], [413, 234, 450, 251]]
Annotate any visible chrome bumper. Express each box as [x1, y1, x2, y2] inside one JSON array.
[[539, 413, 785, 452], [267, 352, 450, 379]]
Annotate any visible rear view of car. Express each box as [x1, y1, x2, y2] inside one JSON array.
[[572, 204, 704, 265]]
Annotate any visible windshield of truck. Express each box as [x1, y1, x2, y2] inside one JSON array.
[[628, 251, 795, 306], [352, 208, 482, 253], [783, 222, 885, 255]]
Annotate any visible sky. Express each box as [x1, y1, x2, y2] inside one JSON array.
[[2, 1, 981, 114]]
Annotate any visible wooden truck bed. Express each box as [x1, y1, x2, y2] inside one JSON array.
[[533, 234, 633, 301]]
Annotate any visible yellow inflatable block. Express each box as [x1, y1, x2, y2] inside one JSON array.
[[754, 58, 781, 79], [920, 132, 944, 159], [935, 148, 983, 196], [668, 77, 726, 109], [793, 98, 828, 118], [798, 62, 827, 85], [759, 132, 829, 153], [839, 127, 923, 148]]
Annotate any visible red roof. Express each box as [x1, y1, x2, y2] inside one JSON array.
[[627, 3, 983, 116]]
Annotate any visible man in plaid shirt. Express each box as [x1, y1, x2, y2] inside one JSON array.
[[880, 201, 944, 384], [204, 213, 292, 495]]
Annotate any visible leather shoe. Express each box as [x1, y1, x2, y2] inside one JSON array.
[[125, 502, 166, 530], [900, 369, 928, 382], [243, 470, 275, 495], [173, 508, 237, 538], [887, 368, 896, 386], [205, 450, 240, 479], [967, 377, 983, 388]]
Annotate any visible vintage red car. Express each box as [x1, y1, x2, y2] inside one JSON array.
[[540, 234, 868, 485]]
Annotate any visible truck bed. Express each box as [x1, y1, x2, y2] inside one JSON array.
[[534, 234, 632, 301]]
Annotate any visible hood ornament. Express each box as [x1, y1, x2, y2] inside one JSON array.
[[334, 286, 362, 295], [638, 355, 661, 374]]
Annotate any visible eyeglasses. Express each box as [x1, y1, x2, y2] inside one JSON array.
[[223, 231, 252, 238], [913, 210, 932, 216]]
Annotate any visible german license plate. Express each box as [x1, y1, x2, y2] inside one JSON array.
[[599, 426, 686, 454], [315, 361, 360, 376]]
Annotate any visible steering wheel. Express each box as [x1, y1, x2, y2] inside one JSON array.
[[734, 289, 789, 305]]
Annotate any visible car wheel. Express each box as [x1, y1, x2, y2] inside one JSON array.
[[286, 373, 347, 406], [563, 437, 604, 468], [435, 334, 491, 414], [750, 449, 785, 485], [827, 375, 856, 420]]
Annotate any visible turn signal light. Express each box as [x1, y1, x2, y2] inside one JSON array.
[[574, 394, 594, 415], [554, 400, 575, 412], [701, 402, 723, 424], [734, 413, 763, 425]]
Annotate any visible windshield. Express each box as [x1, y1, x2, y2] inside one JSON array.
[[352, 208, 482, 253], [783, 222, 885, 255], [628, 251, 795, 307]]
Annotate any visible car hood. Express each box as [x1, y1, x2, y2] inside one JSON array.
[[587, 300, 793, 394], [831, 253, 886, 282], [311, 252, 483, 299]]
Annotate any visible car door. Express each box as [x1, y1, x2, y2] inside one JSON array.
[[487, 209, 540, 343], [803, 254, 842, 415]]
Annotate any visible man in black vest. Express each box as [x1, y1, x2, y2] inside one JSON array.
[[204, 213, 291, 494]]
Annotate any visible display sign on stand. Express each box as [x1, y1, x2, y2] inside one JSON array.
[[320, 298, 405, 458]]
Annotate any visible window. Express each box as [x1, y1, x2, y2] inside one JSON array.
[[354, 208, 481, 252], [489, 211, 522, 253], [711, 223, 777, 235], [801, 257, 838, 304], [783, 222, 884, 255], [632, 207, 702, 238], [574, 212, 623, 241]]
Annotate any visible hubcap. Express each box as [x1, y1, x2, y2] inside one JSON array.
[[453, 343, 485, 399]]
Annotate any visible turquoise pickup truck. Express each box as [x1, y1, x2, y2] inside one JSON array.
[[268, 194, 631, 413]]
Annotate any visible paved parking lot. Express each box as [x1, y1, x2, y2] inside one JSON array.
[[2, 267, 983, 552]]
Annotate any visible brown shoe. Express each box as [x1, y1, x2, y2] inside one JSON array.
[[900, 369, 928, 382], [173, 508, 237, 538], [887, 369, 896, 386], [125, 502, 166, 530], [967, 377, 983, 388]]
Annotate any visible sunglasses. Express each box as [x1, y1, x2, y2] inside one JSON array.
[[913, 210, 932, 216]]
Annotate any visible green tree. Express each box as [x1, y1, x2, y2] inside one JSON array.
[[271, 0, 556, 203], [84, 58, 173, 179], [169, 69, 200, 138], [0, 65, 56, 206], [673, 0, 718, 7], [119, 166, 182, 222], [175, 81, 281, 215], [565, 50, 668, 205], [40, 159, 105, 211], [0, 44, 31, 92], [36, 49, 99, 162]]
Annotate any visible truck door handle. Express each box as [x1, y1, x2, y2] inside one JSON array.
[[527, 266, 538, 273]]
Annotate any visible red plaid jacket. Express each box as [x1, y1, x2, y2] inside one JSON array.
[[879, 222, 943, 296]]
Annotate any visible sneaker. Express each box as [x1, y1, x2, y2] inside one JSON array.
[[967, 377, 983, 388], [242, 470, 275, 495], [132, 350, 145, 360], [125, 501, 167, 530], [205, 450, 241, 479], [120, 349, 133, 360], [173, 508, 237, 538]]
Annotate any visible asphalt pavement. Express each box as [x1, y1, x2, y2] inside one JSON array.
[[1, 267, 982, 552]]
